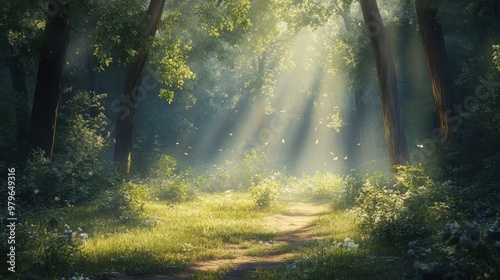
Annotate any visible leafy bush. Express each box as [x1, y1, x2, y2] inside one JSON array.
[[19, 92, 119, 207], [332, 170, 364, 209], [149, 154, 196, 202], [96, 181, 149, 221], [280, 171, 342, 202], [150, 177, 195, 202], [355, 166, 451, 243], [309, 171, 343, 200], [421, 221, 500, 280], [251, 176, 279, 207], [152, 154, 178, 178], [240, 149, 269, 189], [6, 210, 89, 278], [194, 149, 270, 192]]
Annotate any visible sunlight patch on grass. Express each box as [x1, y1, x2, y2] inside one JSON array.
[[308, 209, 361, 240], [68, 193, 279, 274]]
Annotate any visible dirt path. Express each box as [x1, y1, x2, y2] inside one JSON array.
[[132, 203, 331, 280]]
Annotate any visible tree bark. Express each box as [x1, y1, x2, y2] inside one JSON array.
[[359, 0, 409, 168], [113, 0, 166, 175], [474, 9, 493, 68], [415, 0, 456, 143], [338, 2, 366, 163], [353, 88, 365, 160], [31, 0, 70, 160], [8, 54, 31, 159], [1, 35, 31, 161]]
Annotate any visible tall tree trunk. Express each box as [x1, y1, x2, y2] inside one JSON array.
[[338, 3, 366, 163], [415, 0, 456, 143], [474, 10, 493, 68], [353, 88, 365, 160], [31, 0, 70, 160], [359, 0, 409, 168], [256, 50, 268, 153], [114, 0, 166, 175], [1, 35, 31, 161], [8, 54, 31, 159]]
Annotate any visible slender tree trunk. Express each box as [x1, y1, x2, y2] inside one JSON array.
[[114, 0, 166, 175], [353, 88, 365, 160], [31, 0, 70, 160], [415, 0, 456, 143], [359, 0, 409, 168], [256, 50, 268, 153]]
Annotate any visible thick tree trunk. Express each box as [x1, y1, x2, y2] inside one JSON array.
[[474, 12, 493, 68], [415, 0, 456, 143], [338, 3, 366, 163], [31, 1, 70, 160], [359, 0, 409, 168], [1, 35, 31, 161], [114, 0, 166, 175], [8, 55, 31, 159]]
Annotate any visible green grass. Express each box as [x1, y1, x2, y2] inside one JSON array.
[[247, 209, 413, 280], [244, 242, 293, 257], [189, 265, 233, 280], [18, 172, 417, 279], [67, 192, 282, 275]]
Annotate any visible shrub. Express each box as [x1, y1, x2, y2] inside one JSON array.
[[151, 177, 195, 202], [355, 166, 450, 243], [251, 176, 279, 207], [332, 170, 364, 209], [7, 210, 89, 278], [96, 181, 149, 221], [19, 92, 119, 207], [149, 154, 196, 202], [194, 149, 270, 192], [309, 171, 342, 201], [421, 221, 500, 280], [152, 154, 177, 178], [240, 149, 269, 189]]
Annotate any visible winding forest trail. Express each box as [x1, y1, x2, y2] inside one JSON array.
[[133, 203, 331, 280]]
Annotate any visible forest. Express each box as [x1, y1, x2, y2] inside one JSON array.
[[1, 0, 500, 279]]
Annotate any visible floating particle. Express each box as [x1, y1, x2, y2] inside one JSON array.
[[176, 142, 179, 145], [229, 133, 233, 136], [333, 157, 338, 161], [282, 139, 285, 144], [344, 156, 348, 160], [315, 139, 319, 144], [184, 152, 189, 156], [417, 144, 424, 148]]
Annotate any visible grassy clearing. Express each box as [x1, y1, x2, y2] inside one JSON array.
[[67, 192, 285, 275], [247, 209, 413, 280]]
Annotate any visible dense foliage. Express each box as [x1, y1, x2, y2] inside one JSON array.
[[1, 0, 500, 278]]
